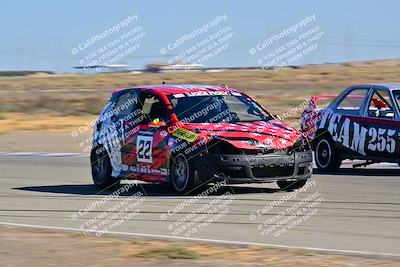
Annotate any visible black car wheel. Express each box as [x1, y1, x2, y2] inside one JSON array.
[[315, 135, 342, 172], [277, 179, 307, 191], [91, 147, 120, 189], [170, 153, 195, 193]]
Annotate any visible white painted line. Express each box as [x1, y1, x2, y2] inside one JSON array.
[[0, 221, 399, 259]]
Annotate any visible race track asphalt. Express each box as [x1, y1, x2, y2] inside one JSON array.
[[0, 154, 399, 257]]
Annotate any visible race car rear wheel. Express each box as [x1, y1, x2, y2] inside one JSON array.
[[277, 179, 307, 191], [91, 147, 120, 189], [315, 135, 342, 172], [170, 153, 195, 193]]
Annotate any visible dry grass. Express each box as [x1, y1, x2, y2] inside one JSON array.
[[136, 244, 199, 259], [2, 226, 398, 266], [0, 113, 95, 134], [1, 59, 399, 132]]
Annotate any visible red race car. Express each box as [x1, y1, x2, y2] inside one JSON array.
[[301, 83, 400, 171], [91, 84, 312, 193]]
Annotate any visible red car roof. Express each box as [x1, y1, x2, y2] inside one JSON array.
[[113, 84, 239, 98]]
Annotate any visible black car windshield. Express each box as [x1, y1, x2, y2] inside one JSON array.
[[168, 94, 271, 123]]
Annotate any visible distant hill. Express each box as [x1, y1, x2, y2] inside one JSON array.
[[0, 71, 54, 77]]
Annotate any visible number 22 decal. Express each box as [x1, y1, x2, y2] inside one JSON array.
[[137, 135, 153, 163]]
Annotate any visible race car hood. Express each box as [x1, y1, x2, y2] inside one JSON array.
[[183, 120, 302, 150]]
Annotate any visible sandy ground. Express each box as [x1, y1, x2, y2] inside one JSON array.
[[0, 113, 95, 134], [1, 226, 399, 267], [1, 60, 400, 133]]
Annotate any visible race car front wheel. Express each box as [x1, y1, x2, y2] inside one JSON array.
[[315, 135, 342, 172], [91, 147, 120, 189], [170, 153, 195, 193]]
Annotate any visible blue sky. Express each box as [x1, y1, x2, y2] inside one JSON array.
[[1, 0, 399, 72]]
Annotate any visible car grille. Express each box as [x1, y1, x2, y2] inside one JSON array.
[[243, 148, 290, 156], [251, 164, 294, 178], [219, 167, 247, 178]]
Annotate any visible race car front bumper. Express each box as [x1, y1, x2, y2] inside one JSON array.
[[194, 150, 312, 183]]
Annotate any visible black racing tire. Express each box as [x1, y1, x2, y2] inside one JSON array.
[[314, 134, 342, 172], [277, 179, 307, 191], [170, 153, 195, 194], [90, 146, 120, 190]]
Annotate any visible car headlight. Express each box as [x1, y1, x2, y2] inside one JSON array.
[[241, 139, 271, 149], [207, 139, 243, 154], [292, 137, 311, 152]]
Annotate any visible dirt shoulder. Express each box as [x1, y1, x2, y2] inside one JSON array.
[[0, 60, 398, 152], [1, 60, 400, 134], [0, 113, 95, 134], [0, 226, 398, 267]]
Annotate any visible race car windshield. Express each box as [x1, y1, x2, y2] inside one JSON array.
[[168, 94, 272, 123]]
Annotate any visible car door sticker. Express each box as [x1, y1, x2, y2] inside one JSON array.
[[137, 135, 153, 163], [367, 128, 396, 153], [319, 110, 398, 155], [172, 128, 198, 142], [93, 101, 124, 177], [97, 121, 122, 177]]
